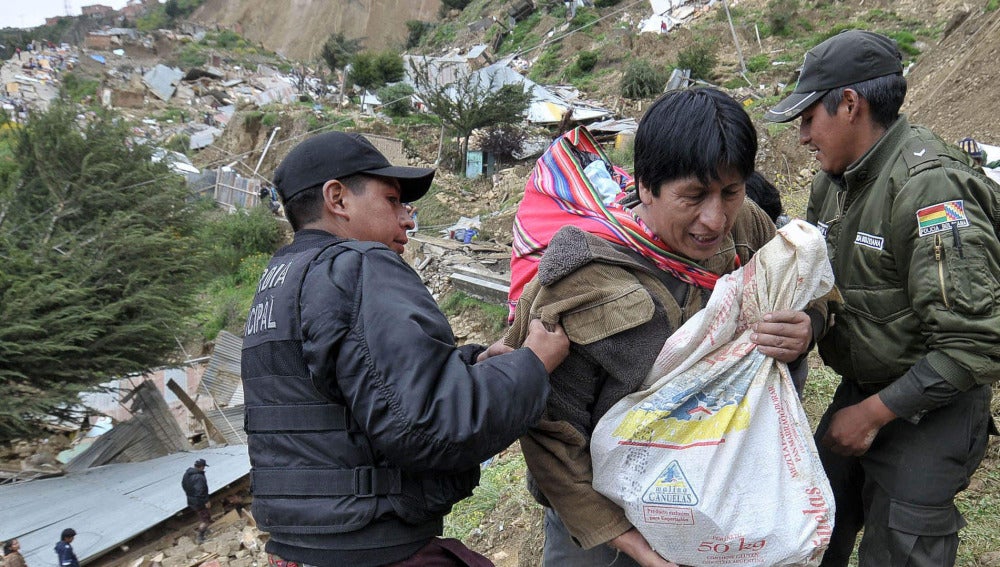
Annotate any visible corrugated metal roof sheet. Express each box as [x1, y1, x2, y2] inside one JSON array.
[[205, 406, 247, 445], [199, 331, 243, 406], [142, 64, 184, 102], [1, 445, 249, 566], [0, 445, 250, 566]]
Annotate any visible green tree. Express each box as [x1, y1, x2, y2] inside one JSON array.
[[349, 51, 405, 91], [0, 103, 210, 441], [410, 58, 531, 172], [321, 32, 363, 74]]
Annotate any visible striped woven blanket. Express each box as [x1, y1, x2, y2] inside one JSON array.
[[509, 126, 724, 320]]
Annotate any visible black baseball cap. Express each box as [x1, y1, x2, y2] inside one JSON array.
[[194, 458, 208, 467], [765, 30, 903, 123], [273, 132, 435, 202]]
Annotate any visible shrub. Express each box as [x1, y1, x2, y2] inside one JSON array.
[[747, 54, 770, 73], [595, 0, 624, 6], [349, 51, 405, 91], [576, 50, 600, 73], [620, 59, 664, 99], [406, 20, 432, 48], [479, 125, 526, 163], [571, 7, 601, 29], [376, 83, 415, 117], [887, 30, 921, 56], [676, 41, 718, 81], [766, 0, 799, 36], [164, 134, 190, 154], [199, 206, 283, 275]]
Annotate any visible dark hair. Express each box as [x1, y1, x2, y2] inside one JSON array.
[[3, 540, 16, 555], [821, 73, 907, 130], [634, 87, 757, 196], [282, 174, 369, 232], [744, 171, 782, 223], [61, 528, 76, 540]]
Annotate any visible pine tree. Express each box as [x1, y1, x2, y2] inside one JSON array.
[[0, 103, 209, 441]]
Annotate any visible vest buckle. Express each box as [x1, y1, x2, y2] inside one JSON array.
[[354, 466, 375, 497]]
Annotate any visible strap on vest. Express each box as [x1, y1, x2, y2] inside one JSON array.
[[245, 404, 349, 432], [252, 467, 402, 497]]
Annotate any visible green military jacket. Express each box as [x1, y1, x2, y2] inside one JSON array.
[[806, 116, 1000, 392]]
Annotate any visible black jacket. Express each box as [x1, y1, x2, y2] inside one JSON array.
[[181, 467, 209, 509], [242, 230, 550, 567]]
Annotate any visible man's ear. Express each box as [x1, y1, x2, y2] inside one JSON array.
[[637, 180, 653, 205], [323, 180, 349, 221], [842, 89, 860, 120]]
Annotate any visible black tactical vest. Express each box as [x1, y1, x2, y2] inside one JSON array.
[[241, 235, 474, 549]]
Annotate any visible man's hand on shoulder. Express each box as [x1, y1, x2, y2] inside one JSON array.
[[751, 309, 812, 363], [609, 528, 680, 567], [523, 319, 570, 373]]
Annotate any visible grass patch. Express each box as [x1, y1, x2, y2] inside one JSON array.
[[60, 73, 100, 103], [439, 291, 508, 334], [444, 452, 540, 540]]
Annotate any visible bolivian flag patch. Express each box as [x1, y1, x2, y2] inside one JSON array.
[[917, 200, 969, 237]]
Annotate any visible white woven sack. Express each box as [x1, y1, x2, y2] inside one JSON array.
[[591, 220, 836, 566]]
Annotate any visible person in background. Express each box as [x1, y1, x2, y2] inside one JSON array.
[[54, 529, 79, 567], [765, 29, 1000, 566], [181, 458, 212, 543], [508, 87, 818, 566], [242, 131, 569, 567], [3, 538, 27, 567], [744, 171, 789, 227], [958, 136, 987, 168]]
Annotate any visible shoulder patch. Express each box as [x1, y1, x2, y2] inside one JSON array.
[[902, 140, 940, 174], [916, 200, 970, 237]]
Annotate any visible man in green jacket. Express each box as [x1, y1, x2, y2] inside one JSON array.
[[766, 30, 1000, 566]]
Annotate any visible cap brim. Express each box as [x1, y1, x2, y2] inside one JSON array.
[[764, 89, 826, 123], [367, 165, 436, 202]]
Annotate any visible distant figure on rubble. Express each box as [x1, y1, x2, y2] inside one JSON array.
[[3, 538, 27, 567], [181, 458, 212, 543], [242, 131, 568, 566], [54, 529, 79, 567]]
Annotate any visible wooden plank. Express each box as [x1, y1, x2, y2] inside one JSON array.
[[167, 379, 228, 445]]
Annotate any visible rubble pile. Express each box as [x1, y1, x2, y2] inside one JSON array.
[[115, 509, 268, 567]]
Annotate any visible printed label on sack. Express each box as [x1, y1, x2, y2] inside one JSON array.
[[642, 506, 695, 525], [642, 461, 699, 507], [612, 349, 758, 448], [695, 534, 768, 565]]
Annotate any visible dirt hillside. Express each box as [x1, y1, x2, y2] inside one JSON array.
[[906, 6, 1000, 143], [191, 0, 441, 60]]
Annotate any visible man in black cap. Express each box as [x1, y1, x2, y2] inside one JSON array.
[[766, 30, 1000, 566], [181, 458, 212, 543], [241, 131, 569, 567]]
